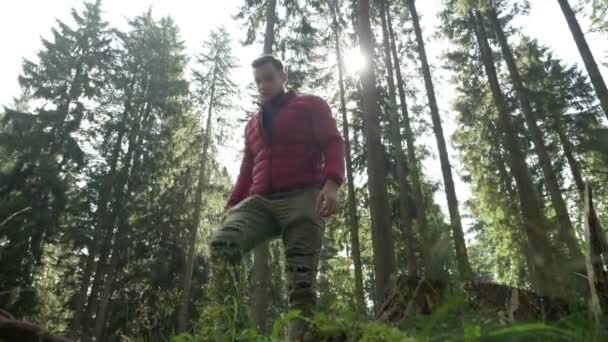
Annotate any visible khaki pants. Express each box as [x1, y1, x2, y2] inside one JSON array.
[[209, 188, 324, 336]]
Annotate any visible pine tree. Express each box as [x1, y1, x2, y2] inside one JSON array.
[[386, 7, 437, 278], [329, 0, 366, 314], [177, 26, 238, 333], [1, 0, 112, 316], [356, 0, 396, 311], [378, 0, 418, 277], [470, 7, 563, 296], [482, 3, 582, 264], [405, 0, 473, 280]]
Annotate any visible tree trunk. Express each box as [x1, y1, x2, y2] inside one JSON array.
[[405, 0, 472, 280], [329, 0, 366, 314], [380, 0, 417, 277], [494, 137, 539, 287], [251, 0, 277, 332], [472, 9, 562, 296], [557, 0, 608, 119], [93, 102, 153, 342], [386, 8, 436, 279], [69, 90, 132, 337], [356, 0, 396, 312], [84, 96, 151, 340], [263, 0, 277, 56], [486, 6, 582, 264], [176, 70, 217, 333], [552, 113, 585, 197], [583, 182, 606, 327]]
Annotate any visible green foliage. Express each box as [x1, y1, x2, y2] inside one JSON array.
[[2, 0, 608, 340], [174, 297, 607, 341]]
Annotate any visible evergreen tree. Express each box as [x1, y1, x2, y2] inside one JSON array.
[[355, 0, 396, 312], [405, 0, 473, 280], [379, 0, 418, 277], [0, 0, 112, 317], [177, 26, 238, 333], [329, 0, 366, 314], [481, 2, 582, 265]]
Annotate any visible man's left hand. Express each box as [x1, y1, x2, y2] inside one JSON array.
[[316, 180, 340, 217]]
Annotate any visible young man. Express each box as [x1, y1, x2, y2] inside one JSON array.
[[209, 55, 345, 341]]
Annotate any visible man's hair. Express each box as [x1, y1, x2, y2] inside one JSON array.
[[251, 54, 285, 72]]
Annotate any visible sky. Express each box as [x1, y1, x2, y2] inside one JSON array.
[[0, 0, 606, 237]]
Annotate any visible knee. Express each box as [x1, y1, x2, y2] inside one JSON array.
[[209, 236, 242, 264]]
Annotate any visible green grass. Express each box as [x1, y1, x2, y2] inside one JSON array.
[[173, 296, 608, 342]]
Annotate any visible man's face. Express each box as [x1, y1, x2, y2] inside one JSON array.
[[253, 62, 287, 104]]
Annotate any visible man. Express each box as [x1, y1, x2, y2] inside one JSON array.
[[209, 54, 345, 341]]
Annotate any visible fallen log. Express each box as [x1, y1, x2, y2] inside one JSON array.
[[377, 275, 571, 326]]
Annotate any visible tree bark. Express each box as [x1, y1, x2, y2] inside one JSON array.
[[486, 6, 582, 263], [251, 0, 277, 332], [557, 0, 608, 119], [472, 9, 562, 296], [405, 0, 473, 280], [386, 9, 436, 279], [380, 0, 418, 277], [263, 0, 277, 56], [356, 0, 396, 312], [176, 69, 217, 333], [329, 0, 366, 314]]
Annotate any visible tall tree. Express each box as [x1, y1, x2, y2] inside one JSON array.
[[483, 4, 582, 263], [177, 27, 237, 333], [405, 0, 473, 280], [69, 73, 132, 338], [379, 0, 418, 276], [87, 15, 190, 340], [519, 39, 600, 199], [356, 0, 396, 310], [557, 0, 608, 119], [471, 8, 562, 295], [1, 0, 112, 316], [386, 7, 436, 277], [329, 0, 366, 313]]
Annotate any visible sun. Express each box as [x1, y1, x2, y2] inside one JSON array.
[[343, 47, 367, 76]]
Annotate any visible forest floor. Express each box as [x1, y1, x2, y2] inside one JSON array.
[[1, 276, 607, 341]]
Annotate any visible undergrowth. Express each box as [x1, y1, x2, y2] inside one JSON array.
[[173, 295, 608, 342]]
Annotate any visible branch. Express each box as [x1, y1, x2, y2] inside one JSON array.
[[0, 207, 32, 228]]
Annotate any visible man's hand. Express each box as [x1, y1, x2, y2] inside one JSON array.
[[316, 180, 340, 217]]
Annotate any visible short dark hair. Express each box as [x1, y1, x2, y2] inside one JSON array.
[[251, 54, 285, 72]]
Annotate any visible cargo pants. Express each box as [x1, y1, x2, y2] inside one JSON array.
[[209, 188, 324, 339]]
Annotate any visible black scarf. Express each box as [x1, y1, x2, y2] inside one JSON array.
[[261, 90, 287, 141]]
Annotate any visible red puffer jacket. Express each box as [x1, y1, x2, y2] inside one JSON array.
[[227, 92, 345, 207]]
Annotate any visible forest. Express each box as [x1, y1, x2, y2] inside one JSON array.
[[0, 0, 607, 341]]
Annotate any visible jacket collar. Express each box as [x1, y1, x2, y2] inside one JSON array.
[[259, 89, 297, 111]]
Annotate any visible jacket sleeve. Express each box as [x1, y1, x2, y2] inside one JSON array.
[[310, 96, 345, 186], [227, 128, 254, 207]]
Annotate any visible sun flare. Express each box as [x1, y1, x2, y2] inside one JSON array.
[[343, 47, 367, 76]]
